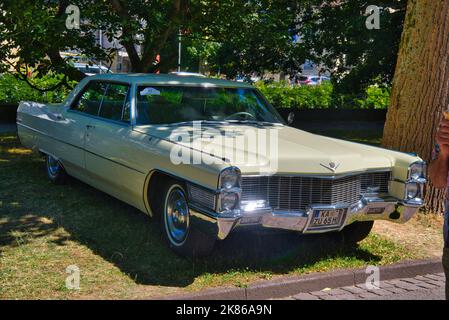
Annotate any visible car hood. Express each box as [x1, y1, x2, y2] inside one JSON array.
[[135, 123, 394, 175]]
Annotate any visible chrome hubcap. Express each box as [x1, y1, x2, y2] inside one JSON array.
[[165, 187, 189, 245], [47, 155, 59, 176]]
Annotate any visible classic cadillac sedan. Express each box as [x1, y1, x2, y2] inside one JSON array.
[[17, 74, 426, 257]]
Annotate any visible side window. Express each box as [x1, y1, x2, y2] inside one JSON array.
[[99, 83, 130, 122], [72, 81, 107, 115]]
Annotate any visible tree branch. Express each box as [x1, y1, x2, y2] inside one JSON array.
[[140, 0, 183, 72], [110, 0, 142, 71]]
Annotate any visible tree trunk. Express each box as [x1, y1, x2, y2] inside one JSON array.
[[382, 0, 449, 214]]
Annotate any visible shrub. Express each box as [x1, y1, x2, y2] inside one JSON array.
[[256, 81, 333, 109], [255, 81, 390, 109], [0, 73, 76, 104]]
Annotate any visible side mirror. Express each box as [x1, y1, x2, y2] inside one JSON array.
[[287, 111, 295, 125]]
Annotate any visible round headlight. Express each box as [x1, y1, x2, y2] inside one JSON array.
[[409, 163, 425, 180], [221, 172, 239, 189], [220, 192, 238, 211], [406, 183, 419, 199], [220, 167, 240, 189]]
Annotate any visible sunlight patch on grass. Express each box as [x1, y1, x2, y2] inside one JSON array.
[[7, 148, 32, 155]]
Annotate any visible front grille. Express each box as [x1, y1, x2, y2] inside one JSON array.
[[241, 171, 391, 212], [187, 184, 216, 210]]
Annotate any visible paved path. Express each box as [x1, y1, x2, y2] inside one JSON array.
[[277, 273, 446, 300]]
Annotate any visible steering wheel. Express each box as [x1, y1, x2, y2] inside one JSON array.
[[225, 112, 257, 121]]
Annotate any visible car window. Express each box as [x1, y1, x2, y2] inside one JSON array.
[[298, 76, 308, 81], [311, 77, 320, 81], [136, 86, 284, 125], [72, 81, 108, 115], [98, 83, 130, 122]]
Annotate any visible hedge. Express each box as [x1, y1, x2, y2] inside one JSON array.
[[255, 81, 390, 110], [0, 73, 390, 110]]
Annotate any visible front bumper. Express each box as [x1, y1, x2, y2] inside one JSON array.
[[189, 195, 423, 240]]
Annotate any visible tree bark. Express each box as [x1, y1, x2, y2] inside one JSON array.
[[382, 0, 449, 214], [110, 0, 183, 73]]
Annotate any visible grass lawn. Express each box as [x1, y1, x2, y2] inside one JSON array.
[[0, 130, 436, 299]]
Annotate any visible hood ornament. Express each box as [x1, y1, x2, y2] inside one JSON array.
[[320, 161, 340, 172]]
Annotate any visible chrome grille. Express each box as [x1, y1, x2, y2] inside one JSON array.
[[187, 184, 216, 210], [360, 171, 390, 194], [241, 171, 391, 212]]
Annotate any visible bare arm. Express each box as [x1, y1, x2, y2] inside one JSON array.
[[429, 152, 449, 188], [429, 118, 449, 188]]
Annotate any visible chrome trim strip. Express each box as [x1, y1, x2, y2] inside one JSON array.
[[241, 168, 392, 179]]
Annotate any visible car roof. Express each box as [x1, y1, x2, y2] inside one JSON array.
[[86, 73, 253, 88]]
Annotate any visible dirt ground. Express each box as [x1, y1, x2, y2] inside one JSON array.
[[373, 213, 445, 259]]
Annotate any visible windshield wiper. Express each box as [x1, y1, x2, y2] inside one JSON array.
[[226, 120, 283, 126], [164, 120, 229, 126]]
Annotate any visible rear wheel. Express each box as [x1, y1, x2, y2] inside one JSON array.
[[159, 180, 215, 257], [45, 154, 68, 184], [335, 221, 374, 245]]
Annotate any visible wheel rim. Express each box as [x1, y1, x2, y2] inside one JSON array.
[[165, 186, 189, 246], [47, 155, 60, 177]]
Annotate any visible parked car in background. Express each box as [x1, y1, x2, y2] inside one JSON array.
[[17, 73, 426, 257], [298, 75, 330, 86], [74, 63, 112, 76]]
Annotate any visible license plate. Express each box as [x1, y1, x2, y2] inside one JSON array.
[[308, 208, 346, 229]]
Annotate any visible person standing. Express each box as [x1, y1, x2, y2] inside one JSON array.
[[428, 115, 449, 300]]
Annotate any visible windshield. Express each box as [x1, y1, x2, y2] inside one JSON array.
[[136, 86, 284, 125]]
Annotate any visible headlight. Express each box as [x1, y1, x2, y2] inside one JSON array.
[[405, 182, 419, 199], [408, 162, 426, 180], [219, 192, 239, 211], [218, 167, 241, 213], [219, 167, 241, 189]]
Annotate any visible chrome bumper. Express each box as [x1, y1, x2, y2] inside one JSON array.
[[189, 195, 423, 240]]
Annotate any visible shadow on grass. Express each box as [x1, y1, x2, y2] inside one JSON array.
[[0, 133, 381, 288]]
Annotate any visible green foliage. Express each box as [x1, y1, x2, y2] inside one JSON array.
[[0, 0, 305, 80], [255, 81, 389, 109], [0, 74, 75, 104], [0, 0, 107, 81], [256, 81, 333, 109], [354, 85, 391, 109], [299, 0, 406, 94]]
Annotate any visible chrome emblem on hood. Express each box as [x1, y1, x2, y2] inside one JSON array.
[[320, 161, 340, 172]]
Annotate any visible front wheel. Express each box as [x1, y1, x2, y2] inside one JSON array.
[[45, 154, 68, 184], [160, 181, 215, 257], [334, 221, 374, 245]]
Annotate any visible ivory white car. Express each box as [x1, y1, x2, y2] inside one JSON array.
[[17, 74, 426, 257]]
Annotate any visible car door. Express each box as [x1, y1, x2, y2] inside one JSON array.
[[84, 82, 144, 207], [57, 81, 107, 176]]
